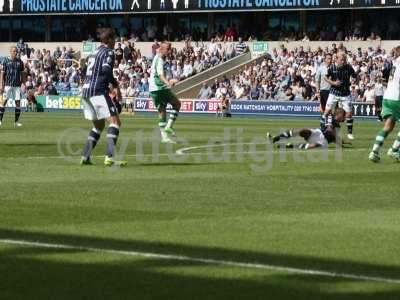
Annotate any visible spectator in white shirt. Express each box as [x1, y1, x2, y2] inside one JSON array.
[[182, 60, 194, 78], [363, 83, 376, 103]]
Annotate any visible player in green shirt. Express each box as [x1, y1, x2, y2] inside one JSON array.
[[149, 42, 181, 143], [369, 46, 400, 162]]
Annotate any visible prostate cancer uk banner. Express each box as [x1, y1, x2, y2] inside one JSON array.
[[0, 0, 399, 14]]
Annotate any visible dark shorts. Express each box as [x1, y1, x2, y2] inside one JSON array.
[[375, 96, 383, 109], [150, 89, 177, 111], [320, 90, 330, 111]]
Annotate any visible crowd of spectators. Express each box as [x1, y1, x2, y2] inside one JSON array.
[[9, 39, 83, 104], [199, 43, 392, 102], [3, 38, 395, 106], [8, 38, 247, 103], [115, 38, 247, 99]]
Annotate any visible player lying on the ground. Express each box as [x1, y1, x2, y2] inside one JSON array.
[[267, 108, 345, 150], [369, 46, 400, 163]]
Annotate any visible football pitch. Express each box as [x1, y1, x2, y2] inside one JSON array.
[[1, 112, 400, 299]]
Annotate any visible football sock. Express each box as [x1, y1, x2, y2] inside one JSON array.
[[82, 127, 102, 160], [346, 117, 354, 134], [372, 130, 389, 154], [166, 109, 178, 130], [274, 130, 293, 143], [106, 124, 120, 158], [0, 107, 5, 122], [15, 107, 21, 123], [159, 117, 168, 140], [390, 131, 400, 152]]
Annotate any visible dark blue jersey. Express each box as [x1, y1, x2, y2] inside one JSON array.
[[2, 57, 24, 87], [327, 64, 356, 97], [82, 45, 116, 98]]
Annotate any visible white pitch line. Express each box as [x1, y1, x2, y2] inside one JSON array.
[[175, 142, 368, 155], [1, 143, 368, 160], [0, 238, 399, 284]]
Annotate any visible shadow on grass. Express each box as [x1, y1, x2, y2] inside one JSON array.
[[0, 228, 399, 300]]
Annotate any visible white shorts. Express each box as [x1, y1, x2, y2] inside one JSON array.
[[326, 94, 352, 113], [82, 95, 117, 121], [307, 129, 328, 148], [3, 86, 21, 101]]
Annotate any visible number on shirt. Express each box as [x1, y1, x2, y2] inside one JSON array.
[[86, 57, 95, 76]]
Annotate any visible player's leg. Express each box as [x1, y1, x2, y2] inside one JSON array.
[[322, 94, 337, 126], [386, 101, 400, 161], [81, 119, 105, 165], [0, 86, 13, 125], [342, 98, 354, 140], [14, 101, 22, 127], [165, 90, 181, 136], [267, 129, 295, 143], [14, 87, 22, 127], [369, 100, 397, 162], [104, 96, 126, 166], [375, 96, 383, 121], [158, 108, 171, 143], [319, 90, 329, 127], [0, 95, 7, 126], [387, 129, 400, 162], [369, 118, 395, 162]]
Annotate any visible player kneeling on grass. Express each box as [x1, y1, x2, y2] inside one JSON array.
[[80, 28, 127, 167], [369, 46, 400, 163], [149, 42, 181, 144], [267, 107, 345, 150]]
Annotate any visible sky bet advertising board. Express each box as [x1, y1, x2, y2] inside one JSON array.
[[0, 0, 400, 14]]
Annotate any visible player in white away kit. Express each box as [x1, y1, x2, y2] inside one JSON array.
[[149, 42, 181, 143], [267, 108, 345, 150], [369, 46, 400, 162]]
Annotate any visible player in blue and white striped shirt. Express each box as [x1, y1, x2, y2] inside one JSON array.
[[0, 46, 25, 128], [323, 52, 357, 140], [80, 28, 126, 167]]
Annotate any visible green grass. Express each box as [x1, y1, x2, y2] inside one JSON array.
[[1, 112, 400, 300]]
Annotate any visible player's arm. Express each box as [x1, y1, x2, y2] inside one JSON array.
[[103, 50, 120, 88], [103, 51, 122, 101]]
